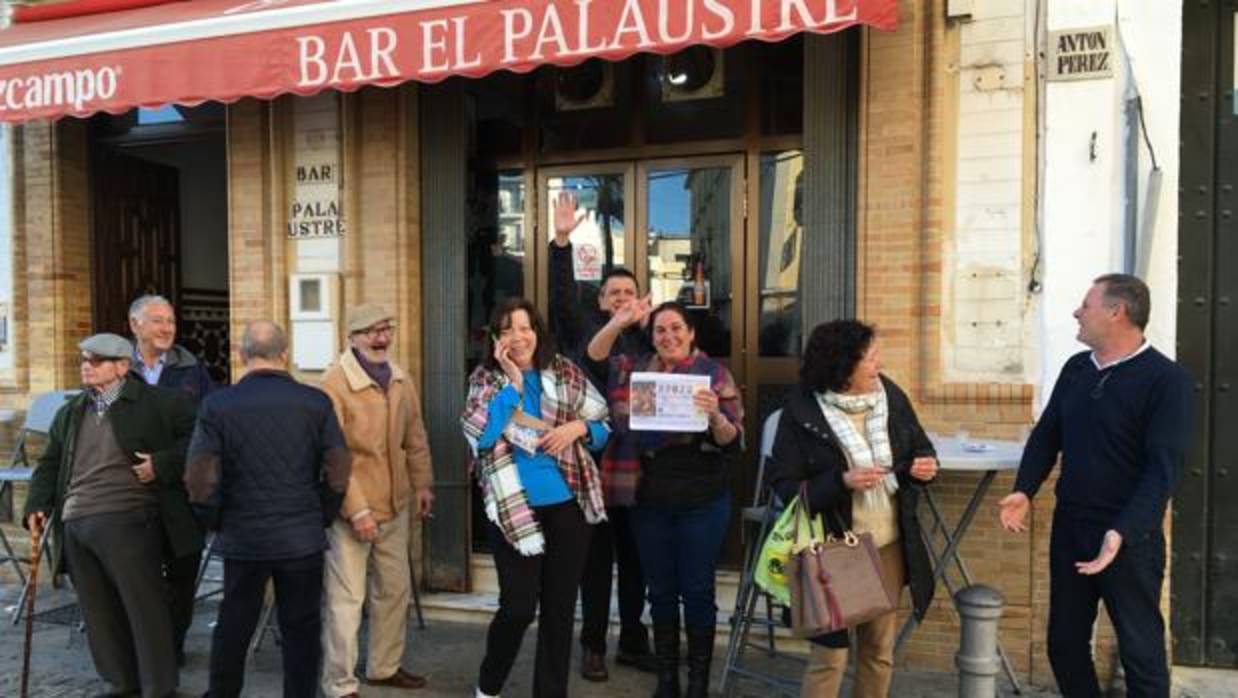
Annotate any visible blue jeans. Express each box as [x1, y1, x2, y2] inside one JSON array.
[[630, 493, 730, 628]]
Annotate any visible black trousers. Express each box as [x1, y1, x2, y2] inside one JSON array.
[[207, 553, 324, 698], [578, 505, 649, 654], [164, 546, 202, 658], [478, 501, 593, 698], [1047, 510, 1169, 698], [64, 509, 177, 698]]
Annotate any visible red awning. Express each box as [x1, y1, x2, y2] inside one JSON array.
[[0, 0, 896, 123]]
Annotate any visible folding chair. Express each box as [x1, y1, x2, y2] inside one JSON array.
[[720, 409, 802, 697], [1, 391, 79, 597]]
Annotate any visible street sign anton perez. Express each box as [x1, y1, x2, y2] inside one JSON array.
[[1047, 25, 1114, 82]]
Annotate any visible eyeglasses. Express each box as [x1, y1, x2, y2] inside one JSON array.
[[360, 324, 395, 337], [80, 355, 119, 367], [1091, 371, 1114, 399]]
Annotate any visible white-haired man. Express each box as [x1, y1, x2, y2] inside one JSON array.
[[128, 293, 216, 664]]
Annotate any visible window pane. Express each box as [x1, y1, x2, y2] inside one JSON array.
[[545, 172, 627, 306], [758, 150, 804, 357], [468, 171, 525, 364], [646, 166, 732, 359]]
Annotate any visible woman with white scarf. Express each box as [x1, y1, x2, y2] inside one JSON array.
[[767, 320, 939, 697]]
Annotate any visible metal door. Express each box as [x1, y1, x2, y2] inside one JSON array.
[[1174, 0, 1238, 668]]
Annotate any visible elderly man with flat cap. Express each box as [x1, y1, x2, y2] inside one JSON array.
[[24, 333, 198, 698], [320, 304, 436, 697]]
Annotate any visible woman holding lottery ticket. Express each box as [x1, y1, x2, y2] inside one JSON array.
[[460, 297, 611, 698], [588, 300, 743, 698]]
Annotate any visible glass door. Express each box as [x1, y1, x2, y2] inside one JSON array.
[[533, 155, 794, 564], [535, 164, 636, 343], [636, 157, 745, 367], [745, 149, 806, 430]]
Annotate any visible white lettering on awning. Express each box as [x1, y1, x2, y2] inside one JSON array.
[[0, 66, 118, 113]]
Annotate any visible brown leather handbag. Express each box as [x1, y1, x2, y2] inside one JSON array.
[[786, 484, 895, 637]]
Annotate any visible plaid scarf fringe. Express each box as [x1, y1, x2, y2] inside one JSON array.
[[461, 355, 609, 556]]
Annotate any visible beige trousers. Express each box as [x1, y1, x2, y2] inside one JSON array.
[[320, 509, 412, 697], [799, 542, 906, 698]]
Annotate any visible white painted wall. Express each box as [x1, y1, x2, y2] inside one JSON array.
[[945, 0, 1029, 382], [1115, 1, 1180, 354], [1034, 0, 1180, 410]]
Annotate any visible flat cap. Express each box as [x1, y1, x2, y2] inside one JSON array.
[[79, 333, 133, 359], [346, 303, 395, 335]]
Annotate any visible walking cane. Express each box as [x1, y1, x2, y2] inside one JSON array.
[[20, 518, 43, 698]]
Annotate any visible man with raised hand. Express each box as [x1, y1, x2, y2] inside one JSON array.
[[549, 190, 657, 681]]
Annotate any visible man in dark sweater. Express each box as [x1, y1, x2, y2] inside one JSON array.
[[549, 190, 657, 680], [184, 321, 351, 698], [128, 293, 216, 664], [1000, 273, 1192, 698]]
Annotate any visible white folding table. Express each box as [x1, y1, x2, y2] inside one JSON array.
[[894, 434, 1025, 694]]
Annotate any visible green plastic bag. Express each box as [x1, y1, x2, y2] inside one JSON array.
[[753, 494, 822, 606]]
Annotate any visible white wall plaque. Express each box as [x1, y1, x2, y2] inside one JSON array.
[[1047, 25, 1114, 82]]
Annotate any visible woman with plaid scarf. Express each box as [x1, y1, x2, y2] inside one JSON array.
[[766, 320, 939, 698], [592, 301, 744, 698], [461, 298, 611, 698]]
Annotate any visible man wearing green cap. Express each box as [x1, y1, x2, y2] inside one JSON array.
[[320, 304, 436, 697], [24, 332, 198, 698]]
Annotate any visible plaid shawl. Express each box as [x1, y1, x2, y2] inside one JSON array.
[[461, 355, 609, 556], [603, 350, 743, 506]]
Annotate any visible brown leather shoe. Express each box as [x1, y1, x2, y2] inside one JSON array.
[[581, 648, 609, 682], [365, 668, 428, 690]]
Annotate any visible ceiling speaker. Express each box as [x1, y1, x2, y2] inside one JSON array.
[[555, 59, 614, 111], [660, 46, 724, 102]]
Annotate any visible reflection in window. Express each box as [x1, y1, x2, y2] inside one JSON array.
[[467, 171, 525, 364], [758, 150, 804, 357], [545, 173, 626, 311], [646, 167, 731, 358]]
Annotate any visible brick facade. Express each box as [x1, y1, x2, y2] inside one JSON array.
[[1, 1, 1134, 691]]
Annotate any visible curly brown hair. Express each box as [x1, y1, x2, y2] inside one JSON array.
[[800, 319, 876, 393]]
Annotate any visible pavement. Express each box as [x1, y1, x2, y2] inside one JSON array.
[[0, 580, 1231, 697]]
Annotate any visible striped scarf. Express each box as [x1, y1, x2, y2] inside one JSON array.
[[816, 386, 898, 511], [461, 355, 609, 556], [603, 350, 743, 506]]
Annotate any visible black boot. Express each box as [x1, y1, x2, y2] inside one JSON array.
[[652, 621, 681, 698], [685, 625, 715, 698]]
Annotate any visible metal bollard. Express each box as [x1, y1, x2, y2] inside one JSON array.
[[955, 584, 1004, 698]]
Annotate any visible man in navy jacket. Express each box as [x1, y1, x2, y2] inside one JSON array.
[[1000, 274, 1192, 697], [185, 321, 350, 698]]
